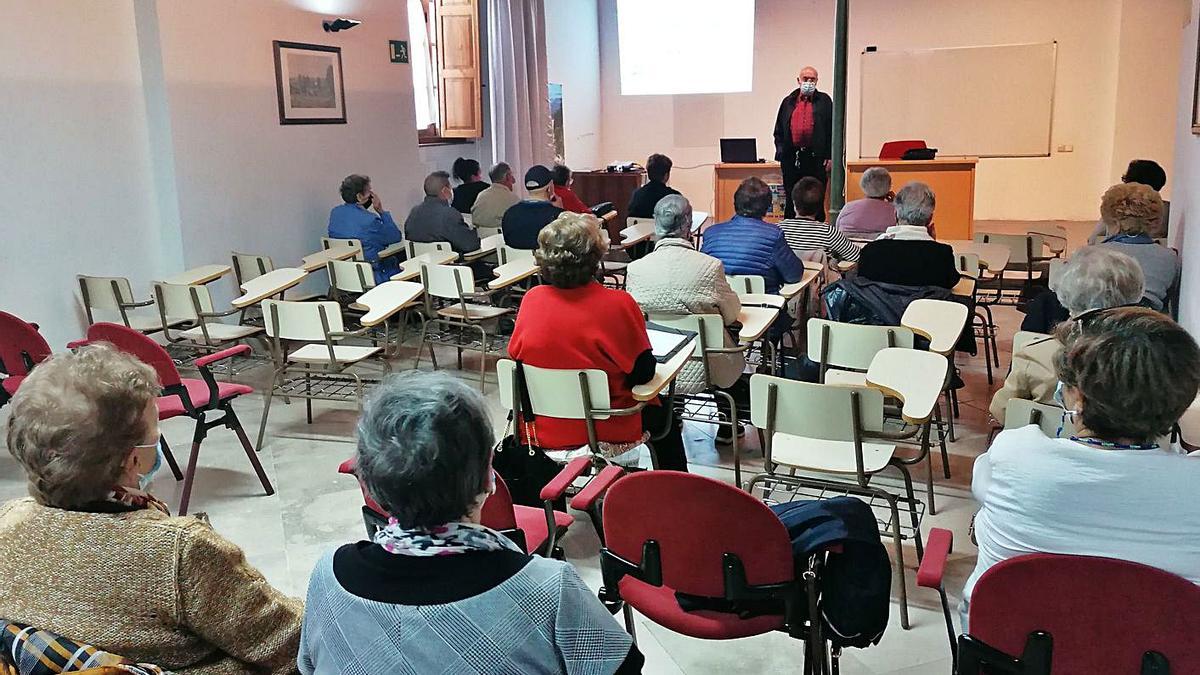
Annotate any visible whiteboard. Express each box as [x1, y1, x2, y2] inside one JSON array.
[[859, 42, 1056, 158]]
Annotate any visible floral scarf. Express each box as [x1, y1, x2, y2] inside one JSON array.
[[107, 485, 171, 516], [373, 518, 524, 557]]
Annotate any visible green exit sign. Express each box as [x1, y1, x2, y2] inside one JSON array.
[[389, 40, 409, 64]]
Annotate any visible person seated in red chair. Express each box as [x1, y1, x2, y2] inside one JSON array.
[[965, 308, 1200, 627], [551, 164, 591, 214], [299, 370, 642, 673], [0, 345, 302, 673], [509, 212, 688, 471]]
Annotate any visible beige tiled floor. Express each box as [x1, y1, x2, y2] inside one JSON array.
[[0, 221, 1091, 674]]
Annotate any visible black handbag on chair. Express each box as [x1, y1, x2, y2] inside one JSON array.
[[492, 360, 566, 509]]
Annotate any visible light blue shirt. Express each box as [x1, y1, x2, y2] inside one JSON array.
[[328, 203, 402, 283]]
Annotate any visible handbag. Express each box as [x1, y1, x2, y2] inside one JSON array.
[[492, 360, 566, 508]]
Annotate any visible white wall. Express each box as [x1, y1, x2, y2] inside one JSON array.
[[1172, 0, 1200, 333], [0, 1, 167, 349], [545, 0, 603, 170], [594, 0, 1184, 221]]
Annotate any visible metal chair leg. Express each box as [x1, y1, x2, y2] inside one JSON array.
[[159, 434, 183, 481], [622, 604, 637, 645], [227, 405, 274, 496], [885, 493, 910, 630], [922, 423, 936, 516], [255, 368, 280, 451], [894, 462, 924, 560], [934, 401, 952, 479], [178, 420, 205, 516]]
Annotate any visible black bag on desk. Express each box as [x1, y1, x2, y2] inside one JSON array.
[[492, 360, 566, 509]]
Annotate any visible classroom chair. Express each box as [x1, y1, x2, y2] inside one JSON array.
[[77, 275, 188, 335], [415, 264, 511, 391], [0, 311, 51, 405]]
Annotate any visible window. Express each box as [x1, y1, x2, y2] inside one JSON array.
[[410, 0, 482, 143]]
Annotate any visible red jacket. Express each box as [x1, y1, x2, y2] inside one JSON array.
[[555, 185, 590, 214]]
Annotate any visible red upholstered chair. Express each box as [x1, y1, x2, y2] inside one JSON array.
[[919, 526, 1200, 674], [878, 140, 927, 160], [71, 323, 273, 516], [338, 456, 623, 558], [598, 471, 837, 669], [0, 311, 52, 405]]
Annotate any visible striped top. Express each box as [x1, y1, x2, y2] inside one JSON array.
[[777, 218, 861, 262]]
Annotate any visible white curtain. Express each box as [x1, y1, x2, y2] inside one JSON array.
[[487, 0, 553, 175], [407, 0, 438, 130]]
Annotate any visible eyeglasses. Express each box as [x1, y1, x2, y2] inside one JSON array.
[[1069, 304, 1141, 330], [133, 441, 158, 450]]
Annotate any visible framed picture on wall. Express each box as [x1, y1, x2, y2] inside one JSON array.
[[273, 41, 346, 125]]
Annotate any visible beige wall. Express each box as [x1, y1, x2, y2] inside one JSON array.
[[546, 0, 603, 170], [1172, 1, 1200, 332], [594, 0, 1183, 221]]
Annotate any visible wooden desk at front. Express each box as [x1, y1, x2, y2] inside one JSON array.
[[713, 163, 786, 224], [846, 158, 978, 241]]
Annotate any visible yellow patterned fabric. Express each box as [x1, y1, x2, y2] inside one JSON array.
[[0, 622, 166, 675], [0, 499, 303, 675]]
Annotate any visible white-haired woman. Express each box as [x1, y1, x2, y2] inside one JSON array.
[[835, 166, 896, 239], [300, 371, 642, 673], [0, 344, 302, 673], [989, 246, 1144, 424]]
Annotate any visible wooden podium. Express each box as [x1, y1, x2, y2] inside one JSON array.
[[572, 169, 645, 241], [846, 158, 978, 240], [713, 163, 786, 223]]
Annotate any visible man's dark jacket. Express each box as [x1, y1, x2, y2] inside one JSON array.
[[773, 88, 834, 162]]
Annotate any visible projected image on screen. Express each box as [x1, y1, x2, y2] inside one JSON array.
[[617, 0, 755, 96]]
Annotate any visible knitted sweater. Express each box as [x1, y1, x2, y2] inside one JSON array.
[[626, 239, 744, 393], [0, 498, 303, 674]]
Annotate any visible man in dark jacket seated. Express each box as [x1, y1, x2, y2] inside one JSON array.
[[856, 181, 960, 290]]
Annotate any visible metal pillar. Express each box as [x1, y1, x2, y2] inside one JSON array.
[[829, 0, 850, 225]]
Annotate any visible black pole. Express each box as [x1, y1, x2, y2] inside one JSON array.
[[829, 0, 849, 225]]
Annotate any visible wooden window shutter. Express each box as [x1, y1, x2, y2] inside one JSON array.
[[435, 0, 482, 138]]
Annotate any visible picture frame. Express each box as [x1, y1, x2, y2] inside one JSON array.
[[1193, 27, 1200, 134], [273, 41, 346, 125]]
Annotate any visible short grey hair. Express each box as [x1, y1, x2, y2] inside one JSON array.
[[7, 344, 159, 509], [488, 162, 513, 183], [894, 182, 935, 228], [1057, 246, 1145, 316], [860, 167, 892, 198], [355, 371, 494, 528], [423, 171, 451, 198], [653, 194, 692, 238]]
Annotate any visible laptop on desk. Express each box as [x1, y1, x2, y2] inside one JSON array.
[[720, 138, 758, 164]]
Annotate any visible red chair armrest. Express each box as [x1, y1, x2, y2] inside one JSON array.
[[539, 456, 591, 502], [917, 527, 954, 589], [194, 344, 251, 368], [337, 457, 357, 475], [66, 339, 91, 349], [569, 466, 624, 512]]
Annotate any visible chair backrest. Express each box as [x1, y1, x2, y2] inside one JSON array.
[[955, 252, 983, 279], [153, 282, 214, 323], [77, 275, 136, 314], [321, 237, 365, 261], [975, 232, 1045, 265], [83, 322, 180, 388], [750, 373, 885, 442], [969, 553, 1200, 673], [327, 258, 376, 293], [261, 299, 345, 341], [0, 312, 51, 377], [645, 313, 726, 360], [878, 140, 927, 160], [1003, 399, 1073, 437], [231, 252, 275, 284], [496, 359, 611, 420], [806, 318, 915, 373], [727, 274, 766, 295], [603, 471, 793, 598], [407, 240, 452, 257], [499, 245, 535, 265], [479, 471, 520, 532], [421, 264, 475, 301]]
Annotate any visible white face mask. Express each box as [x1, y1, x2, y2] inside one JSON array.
[[800, 81, 817, 96]]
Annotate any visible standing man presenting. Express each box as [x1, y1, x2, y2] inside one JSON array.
[[773, 65, 833, 220]]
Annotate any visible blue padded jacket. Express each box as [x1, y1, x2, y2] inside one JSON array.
[[700, 215, 805, 294]]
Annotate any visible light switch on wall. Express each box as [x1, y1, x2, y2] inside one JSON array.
[[1057, 144, 1074, 152]]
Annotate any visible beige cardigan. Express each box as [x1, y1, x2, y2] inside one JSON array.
[[988, 337, 1060, 424], [0, 498, 303, 674]]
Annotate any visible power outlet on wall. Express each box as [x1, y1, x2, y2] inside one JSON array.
[[1057, 144, 1074, 153]]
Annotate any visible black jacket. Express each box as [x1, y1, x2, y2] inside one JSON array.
[[773, 88, 833, 161], [626, 180, 681, 219], [857, 238, 961, 290]]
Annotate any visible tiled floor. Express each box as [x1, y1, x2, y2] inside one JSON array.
[[0, 221, 1091, 674]]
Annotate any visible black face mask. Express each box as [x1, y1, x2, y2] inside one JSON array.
[[360, 195, 373, 209]]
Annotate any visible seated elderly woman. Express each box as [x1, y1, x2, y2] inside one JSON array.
[[835, 166, 896, 239], [300, 371, 641, 673], [990, 246, 1144, 424], [965, 307, 1200, 624], [856, 182, 960, 290], [1096, 181, 1180, 314], [509, 212, 688, 470], [626, 194, 745, 441], [0, 344, 302, 673]]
